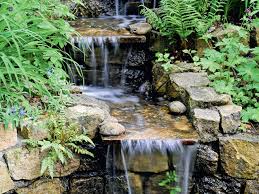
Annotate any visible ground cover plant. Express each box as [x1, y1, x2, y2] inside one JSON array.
[[0, 0, 82, 127]]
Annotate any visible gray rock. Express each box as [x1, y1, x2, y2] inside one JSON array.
[[16, 178, 64, 194], [167, 72, 210, 99], [100, 122, 126, 136], [193, 108, 220, 142], [219, 134, 259, 179], [194, 175, 242, 194], [0, 161, 15, 193], [66, 105, 109, 139], [187, 87, 232, 109], [129, 22, 152, 35], [217, 105, 242, 134], [168, 101, 187, 114], [195, 145, 218, 175]]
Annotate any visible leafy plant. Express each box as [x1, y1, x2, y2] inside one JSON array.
[[159, 171, 181, 194], [155, 52, 174, 72], [195, 24, 259, 123], [24, 113, 94, 178], [141, 0, 226, 46], [0, 0, 82, 127]]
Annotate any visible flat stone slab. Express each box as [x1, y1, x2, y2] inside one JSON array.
[[103, 115, 198, 145], [187, 87, 231, 109], [170, 72, 210, 89], [0, 161, 15, 193]]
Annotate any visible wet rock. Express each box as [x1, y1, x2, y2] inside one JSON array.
[[219, 134, 259, 179], [124, 69, 145, 89], [194, 175, 242, 194], [4, 147, 42, 180], [195, 145, 218, 175], [0, 161, 15, 193], [100, 122, 126, 136], [139, 81, 153, 96], [116, 151, 168, 173], [187, 87, 232, 109], [0, 124, 17, 151], [168, 101, 187, 114], [146, 173, 170, 194], [70, 176, 104, 194], [129, 173, 143, 194], [105, 175, 128, 194], [167, 72, 210, 99], [66, 105, 109, 139], [19, 116, 48, 140], [129, 23, 152, 35], [193, 108, 220, 142], [127, 50, 147, 67], [16, 179, 64, 194], [217, 105, 242, 134], [244, 180, 259, 194]]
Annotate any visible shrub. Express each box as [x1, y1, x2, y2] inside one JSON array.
[[0, 0, 81, 127], [196, 24, 259, 123]]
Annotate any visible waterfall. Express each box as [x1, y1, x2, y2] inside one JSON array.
[[71, 36, 119, 87], [106, 139, 197, 194], [115, 0, 120, 16], [153, 0, 156, 8]]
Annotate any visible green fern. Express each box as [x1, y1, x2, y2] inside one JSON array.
[[24, 113, 94, 178]]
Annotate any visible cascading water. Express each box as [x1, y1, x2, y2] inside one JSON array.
[[71, 36, 120, 87], [106, 139, 197, 194]]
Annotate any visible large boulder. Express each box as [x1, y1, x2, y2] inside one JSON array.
[[193, 108, 220, 142], [217, 105, 242, 134], [219, 134, 259, 179], [16, 179, 64, 194], [66, 105, 109, 139], [187, 87, 231, 109], [0, 124, 17, 151], [0, 161, 15, 193], [195, 145, 218, 175]]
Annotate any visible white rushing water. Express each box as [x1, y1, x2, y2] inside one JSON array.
[[106, 139, 197, 194]]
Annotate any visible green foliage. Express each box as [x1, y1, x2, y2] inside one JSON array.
[[141, 0, 226, 42], [195, 24, 259, 123], [24, 113, 94, 178], [0, 0, 81, 127], [155, 52, 174, 72], [241, 0, 259, 30], [159, 171, 181, 194]]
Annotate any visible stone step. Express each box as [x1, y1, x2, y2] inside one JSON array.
[[167, 72, 210, 99], [186, 87, 232, 109]]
